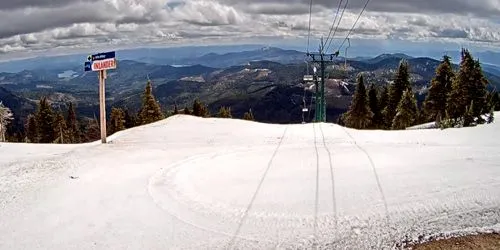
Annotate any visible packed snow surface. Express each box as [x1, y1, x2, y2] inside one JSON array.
[[1, 114, 500, 249]]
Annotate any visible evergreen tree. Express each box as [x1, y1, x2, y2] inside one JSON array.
[[183, 107, 191, 115], [202, 105, 210, 117], [378, 85, 389, 128], [25, 114, 38, 143], [469, 59, 488, 120], [66, 102, 80, 143], [138, 80, 164, 125], [243, 109, 255, 121], [218, 106, 232, 118], [439, 111, 454, 129], [423, 55, 454, 122], [343, 74, 373, 129], [495, 92, 500, 111], [173, 104, 179, 115], [392, 89, 418, 130], [463, 101, 475, 127], [488, 108, 494, 124], [36, 97, 56, 143], [368, 84, 383, 128], [485, 91, 497, 112], [384, 60, 411, 126], [54, 112, 69, 144], [447, 49, 476, 120], [109, 107, 126, 135], [0, 102, 13, 142], [192, 99, 202, 117], [124, 109, 137, 129], [83, 117, 101, 142], [192, 99, 209, 117]]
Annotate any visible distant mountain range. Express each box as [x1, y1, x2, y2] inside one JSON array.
[[1, 47, 500, 134], [3, 45, 500, 74]]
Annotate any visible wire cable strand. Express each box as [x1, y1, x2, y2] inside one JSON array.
[[336, 0, 371, 52], [324, 0, 345, 50], [326, 0, 349, 52], [306, 0, 313, 53]]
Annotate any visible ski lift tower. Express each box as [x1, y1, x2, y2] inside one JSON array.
[[306, 38, 339, 122]]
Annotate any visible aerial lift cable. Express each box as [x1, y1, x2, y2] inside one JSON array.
[[326, 0, 349, 53], [306, 0, 313, 54], [324, 0, 345, 50], [336, 0, 371, 52]]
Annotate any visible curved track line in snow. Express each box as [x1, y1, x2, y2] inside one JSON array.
[[148, 150, 276, 246], [312, 123, 320, 246], [340, 126, 390, 225], [319, 123, 337, 227], [228, 126, 289, 249]]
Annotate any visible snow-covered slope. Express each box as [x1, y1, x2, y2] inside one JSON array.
[[1, 114, 500, 249]]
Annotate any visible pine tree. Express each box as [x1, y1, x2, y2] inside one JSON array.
[[109, 107, 126, 135], [392, 89, 418, 130], [138, 80, 164, 125], [447, 49, 476, 120], [36, 97, 56, 143], [470, 59, 488, 121], [25, 114, 38, 143], [378, 85, 389, 128], [485, 91, 498, 112], [0, 102, 13, 142], [183, 107, 191, 115], [383, 60, 411, 126], [243, 109, 255, 121], [192, 99, 209, 117], [173, 104, 179, 115], [66, 102, 80, 143], [463, 101, 475, 127], [488, 108, 494, 124], [124, 109, 137, 129], [423, 55, 454, 122], [368, 84, 383, 128], [54, 112, 69, 144], [218, 106, 232, 118], [83, 117, 101, 142], [192, 99, 202, 117], [343, 74, 373, 129], [439, 111, 454, 129], [495, 92, 500, 111]]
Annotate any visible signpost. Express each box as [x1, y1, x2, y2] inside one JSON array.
[[84, 51, 117, 143]]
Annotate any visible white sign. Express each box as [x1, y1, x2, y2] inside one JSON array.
[[92, 58, 117, 71], [303, 75, 314, 81]]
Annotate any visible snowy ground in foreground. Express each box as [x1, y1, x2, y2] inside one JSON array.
[[1, 114, 500, 249]]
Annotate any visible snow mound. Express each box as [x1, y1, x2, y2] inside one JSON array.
[[1, 114, 500, 249]]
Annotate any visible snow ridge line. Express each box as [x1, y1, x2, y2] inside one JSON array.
[[227, 126, 289, 249], [340, 127, 390, 225], [312, 123, 320, 247], [319, 124, 338, 228]]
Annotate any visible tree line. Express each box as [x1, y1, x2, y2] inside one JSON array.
[[0, 80, 255, 143], [341, 49, 499, 130]]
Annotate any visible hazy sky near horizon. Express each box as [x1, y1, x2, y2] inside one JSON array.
[[0, 0, 499, 59]]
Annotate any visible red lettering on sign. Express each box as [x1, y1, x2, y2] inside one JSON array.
[[92, 58, 116, 71]]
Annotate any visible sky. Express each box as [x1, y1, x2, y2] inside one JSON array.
[[0, 0, 500, 61]]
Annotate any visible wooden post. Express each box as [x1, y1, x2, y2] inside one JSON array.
[[99, 70, 107, 143]]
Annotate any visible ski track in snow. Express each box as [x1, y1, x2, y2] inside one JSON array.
[[340, 125, 390, 225], [228, 126, 289, 248], [1, 114, 500, 249]]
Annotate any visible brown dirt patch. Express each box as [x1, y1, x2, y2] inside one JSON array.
[[410, 233, 500, 250]]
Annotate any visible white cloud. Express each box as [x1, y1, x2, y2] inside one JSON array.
[[0, 0, 500, 59]]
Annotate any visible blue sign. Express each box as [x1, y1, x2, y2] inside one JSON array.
[[91, 51, 115, 61], [84, 61, 92, 72]]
